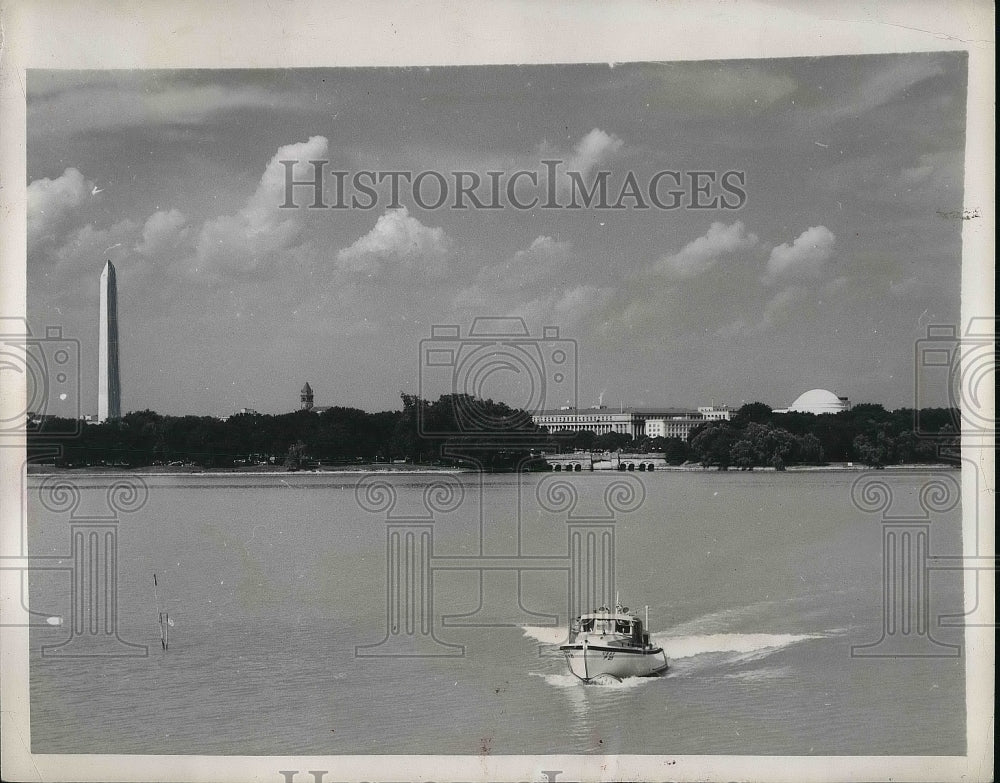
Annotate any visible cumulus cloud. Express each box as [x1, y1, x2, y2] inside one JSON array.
[[452, 236, 610, 333], [547, 284, 613, 324], [454, 235, 576, 310], [515, 235, 572, 262], [567, 128, 624, 176], [762, 285, 809, 325], [546, 128, 625, 198], [27, 167, 94, 245], [196, 135, 329, 272], [510, 285, 615, 332], [136, 209, 189, 256], [43, 219, 138, 291], [245, 136, 328, 230], [500, 236, 573, 284], [594, 284, 687, 343], [765, 225, 835, 282], [652, 221, 759, 280], [716, 285, 811, 338], [337, 206, 451, 276]]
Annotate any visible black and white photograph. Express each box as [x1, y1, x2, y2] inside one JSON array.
[[1, 2, 993, 782]]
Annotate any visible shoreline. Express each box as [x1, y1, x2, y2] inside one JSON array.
[[25, 463, 468, 476], [549, 462, 959, 473], [25, 461, 958, 477]]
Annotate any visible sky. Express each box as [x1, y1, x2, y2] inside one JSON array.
[[26, 53, 968, 418]]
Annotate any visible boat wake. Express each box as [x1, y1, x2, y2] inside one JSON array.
[[521, 625, 568, 646], [522, 623, 823, 659], [530, 672, 656, 690], [723, 665, 795, 681], [654, 631, 823, 665], [524, 619, 835, 686]]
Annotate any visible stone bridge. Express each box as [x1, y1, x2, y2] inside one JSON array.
[[543, 452, 667, 471]]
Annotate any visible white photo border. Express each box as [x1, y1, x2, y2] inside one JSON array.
[[1, 1, 994, 781]]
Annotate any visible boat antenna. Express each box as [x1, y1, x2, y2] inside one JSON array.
[[153, 573, 169, 651], [645, 604, 649, 630]]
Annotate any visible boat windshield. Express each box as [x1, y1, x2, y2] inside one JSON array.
[[577, 615, 643, 638], [578, 617, 633, 635]]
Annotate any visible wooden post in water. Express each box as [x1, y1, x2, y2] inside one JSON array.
[[154, 573, 168, 651]]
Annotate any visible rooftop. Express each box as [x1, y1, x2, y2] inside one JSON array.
[[534, 406, 699, 417]]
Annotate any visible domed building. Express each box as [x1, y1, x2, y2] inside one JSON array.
[[775, 388, 851, 415]]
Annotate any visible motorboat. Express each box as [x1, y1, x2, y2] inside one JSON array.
[[560, 600, 669, 684]]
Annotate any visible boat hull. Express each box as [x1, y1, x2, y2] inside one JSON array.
[[560, 643, 669, 683]]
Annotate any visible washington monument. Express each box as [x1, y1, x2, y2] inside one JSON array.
[[98, 260, 120, 421]]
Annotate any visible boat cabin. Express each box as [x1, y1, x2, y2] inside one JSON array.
[[571, 608, 652, 648]]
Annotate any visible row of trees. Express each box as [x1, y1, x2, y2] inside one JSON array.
[[28, 393, 552, 470], [688, 421, 822, 470], [686, 403, 957, 470], [539, 403, 958, 470], [27, 396, 959, 470]]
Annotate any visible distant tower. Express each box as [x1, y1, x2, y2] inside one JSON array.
[[98, 260, 121, 422], [300, 382, 314, 410]]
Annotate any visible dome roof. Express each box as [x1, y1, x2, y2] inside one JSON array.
[[788, 388, 848, 414]]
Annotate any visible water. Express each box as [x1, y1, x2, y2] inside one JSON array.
[[26, 470, 965, 755]]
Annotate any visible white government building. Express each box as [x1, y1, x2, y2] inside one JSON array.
[[532, 405, 732, 439]]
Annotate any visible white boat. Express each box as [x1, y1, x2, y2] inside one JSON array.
[[560, 601, 669, 684]]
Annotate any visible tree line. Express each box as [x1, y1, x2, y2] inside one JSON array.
[[536, 403, 958, 470], [27, 395, 959, 470], [27, 393, 551, 470], [684, 402, 958, 470]]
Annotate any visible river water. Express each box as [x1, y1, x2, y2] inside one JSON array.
[[26, 469, 965, 755]]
